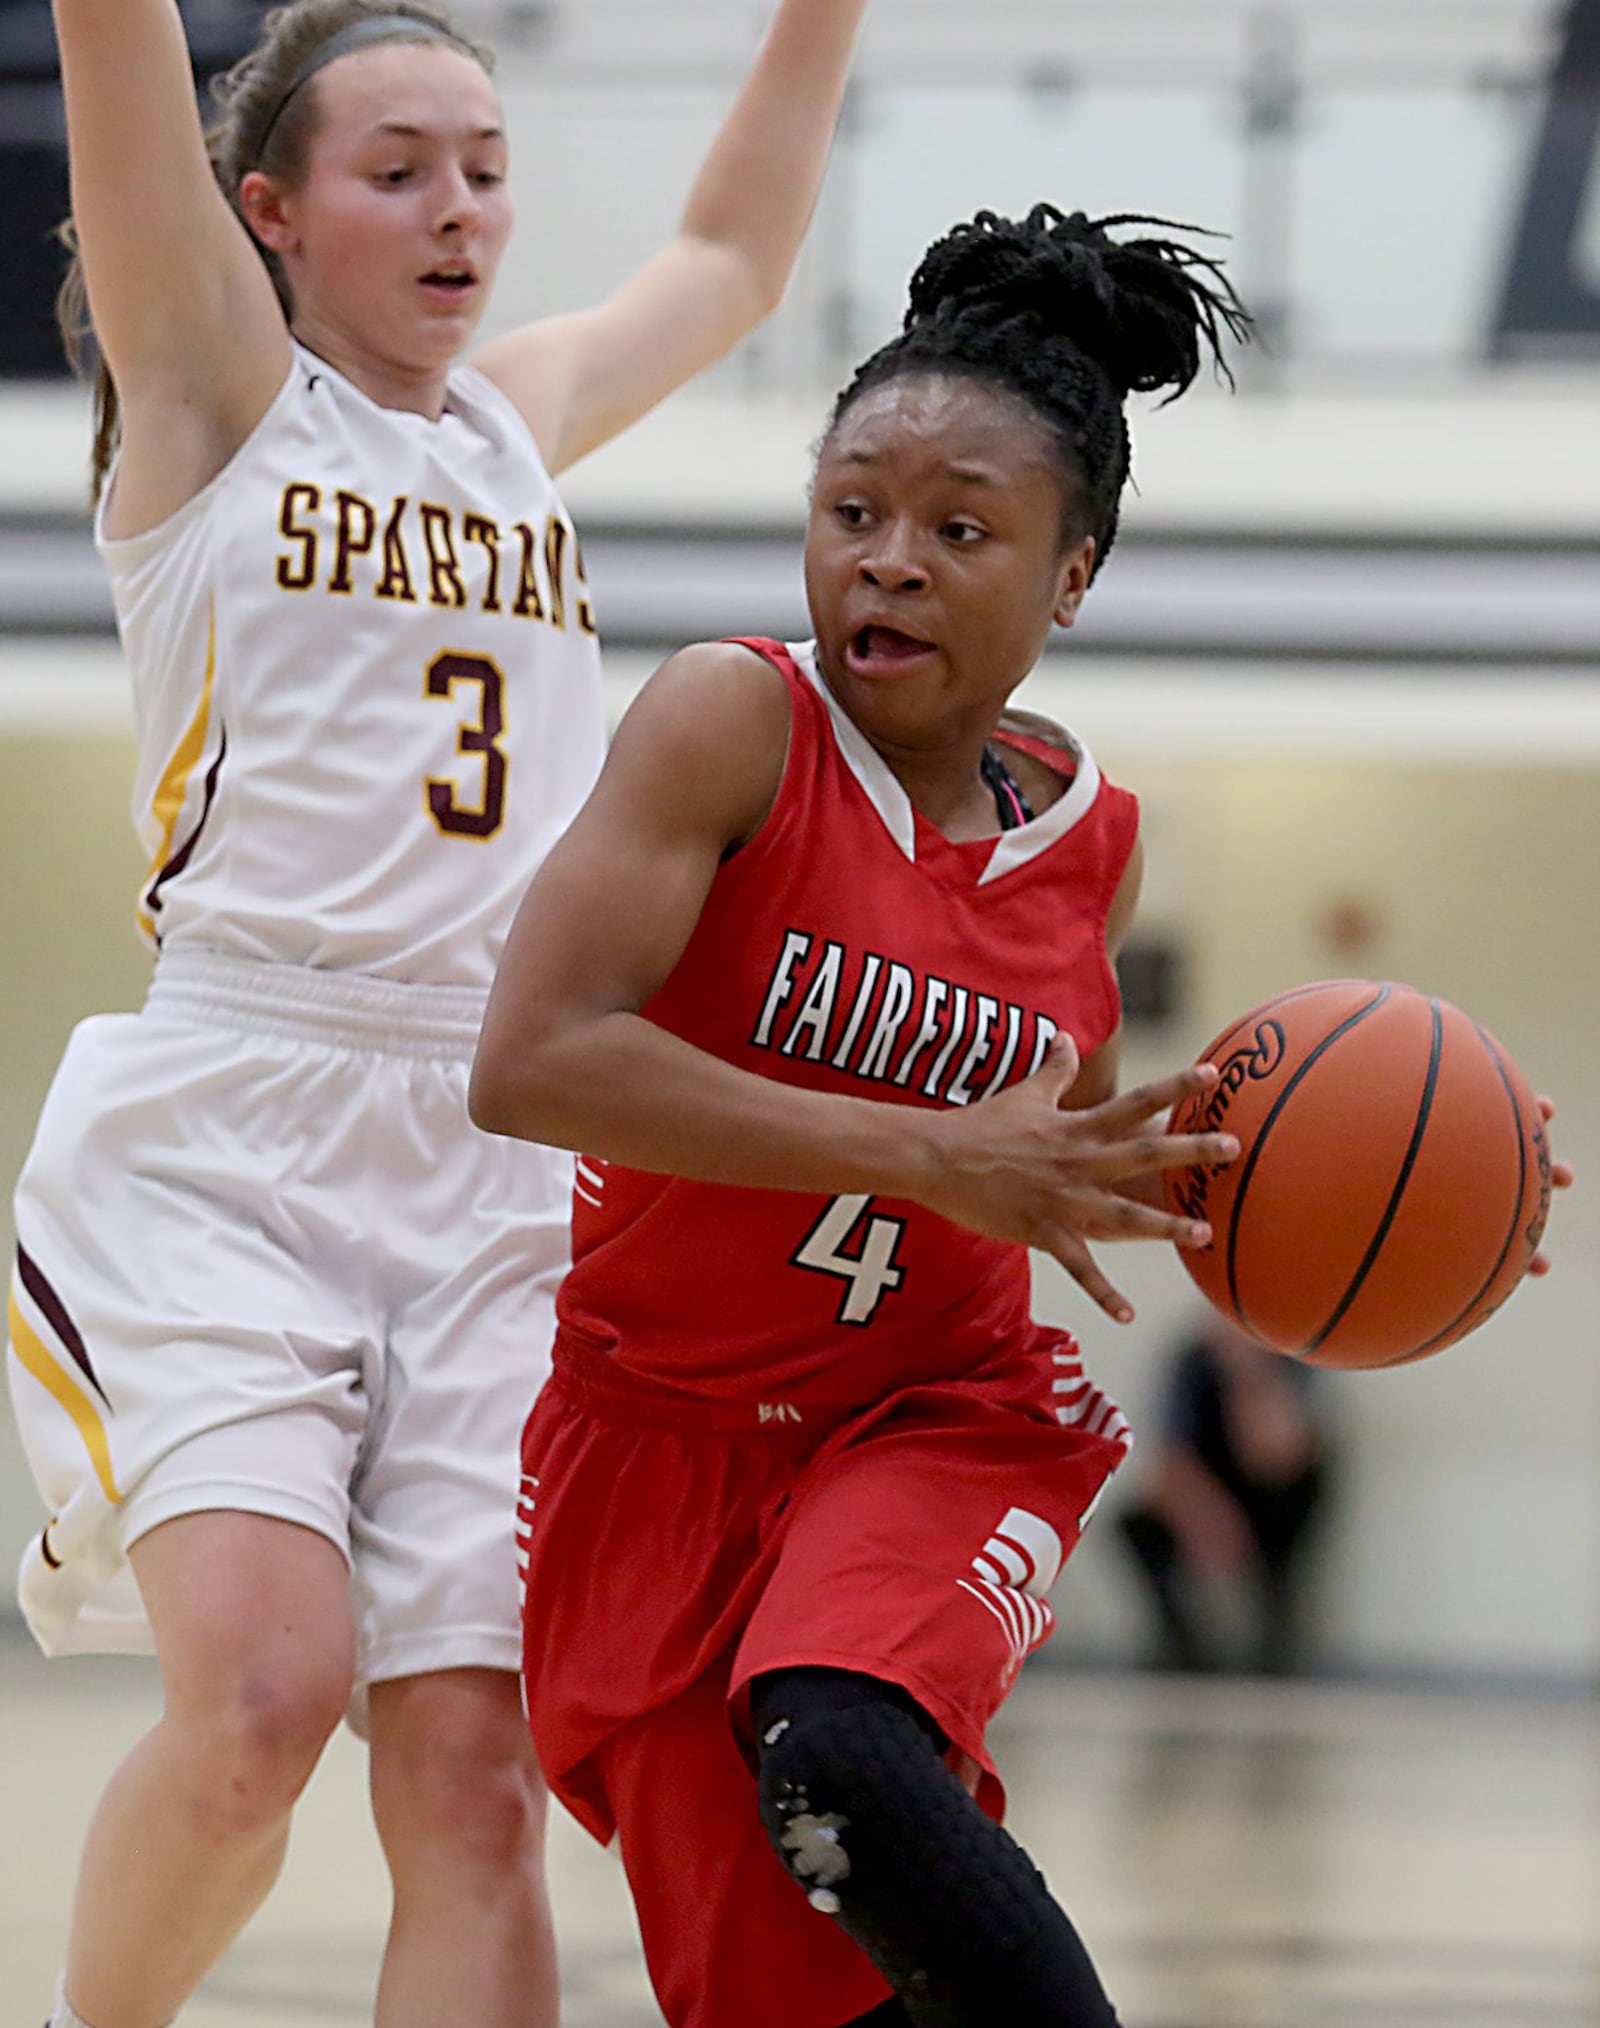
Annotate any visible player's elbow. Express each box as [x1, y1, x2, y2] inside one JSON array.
[[679, 231, 784, 337], [744, 264, 789, 331], [468, 1035, 562, 1143], [466, 1052, 516, 1138], [739, 256, 788, 326]]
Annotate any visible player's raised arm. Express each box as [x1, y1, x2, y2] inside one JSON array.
[[52, 0, 290, 510], [472, 0, 870, 471]]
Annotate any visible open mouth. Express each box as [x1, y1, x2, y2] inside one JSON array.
[[847, 624, 937, 673], [420, 268, 476, 296]]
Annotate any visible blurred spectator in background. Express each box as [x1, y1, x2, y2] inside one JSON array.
[[1116, 1312, 1336, 1676]]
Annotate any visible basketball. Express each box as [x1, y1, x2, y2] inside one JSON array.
[[1164, 981, 1552, 1370]]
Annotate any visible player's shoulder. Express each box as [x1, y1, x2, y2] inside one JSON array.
[[606, 639, 796, 844], [619, 638, 795, 753], [654, 635, 797, 695]]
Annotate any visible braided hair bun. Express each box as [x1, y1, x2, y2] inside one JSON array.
[[904, 204, 1247, 404], [828, 204, 1250, 575]]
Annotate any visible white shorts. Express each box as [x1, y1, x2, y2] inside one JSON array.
[[6, 946, 570, 1702]]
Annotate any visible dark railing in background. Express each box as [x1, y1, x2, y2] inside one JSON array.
[[2, 0, 1598, 382], [0, 0, 262, 374], [1494, 0, 1600, 357]]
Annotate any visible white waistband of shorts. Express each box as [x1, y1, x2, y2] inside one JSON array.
[[145, 947, 489, 1061]]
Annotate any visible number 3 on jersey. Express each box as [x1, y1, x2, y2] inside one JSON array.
[[793, 1194, 908, 1326], [426, 650, 507, 839]]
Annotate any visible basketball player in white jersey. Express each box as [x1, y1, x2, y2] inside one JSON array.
[[5, 5, 870, 2025]]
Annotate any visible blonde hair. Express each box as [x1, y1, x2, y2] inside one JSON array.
[[57, 0, 491, 500]]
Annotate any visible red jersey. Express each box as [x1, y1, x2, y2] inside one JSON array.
[[555, 637, 1140, 1412]]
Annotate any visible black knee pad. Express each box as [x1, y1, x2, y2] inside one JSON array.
[[753, 1671, 1045, 1956], [755, 1689, 930, 1911], [751, 1669, 1120, 2028]]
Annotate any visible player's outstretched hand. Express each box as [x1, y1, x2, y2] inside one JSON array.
[[918, 1036, 1238, 1323]]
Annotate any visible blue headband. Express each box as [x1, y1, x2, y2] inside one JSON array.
[[255, 15, 465, 164]]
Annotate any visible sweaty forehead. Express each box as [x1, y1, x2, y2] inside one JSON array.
[[824, 375, 1056, 481]]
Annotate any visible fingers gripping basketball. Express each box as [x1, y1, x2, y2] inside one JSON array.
[[1164, 980, 1552, 1370]]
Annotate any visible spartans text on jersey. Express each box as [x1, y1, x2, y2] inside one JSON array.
[[275, 485, 597, 631]]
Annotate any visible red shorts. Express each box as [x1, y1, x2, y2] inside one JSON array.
[[519, 1333, 1128, 2028]]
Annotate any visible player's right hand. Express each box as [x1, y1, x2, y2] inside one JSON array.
[[915, 1036, 1239, 1323]]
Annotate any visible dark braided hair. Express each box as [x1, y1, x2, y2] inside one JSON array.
[[827, 205, 1251, 577]]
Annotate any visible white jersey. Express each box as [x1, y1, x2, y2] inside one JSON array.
[[101, 343, 606, 988]]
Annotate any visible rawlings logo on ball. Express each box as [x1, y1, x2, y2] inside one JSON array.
[[1204, 1021, 1287, 1125], [1170, 1019, 1286, 1226]]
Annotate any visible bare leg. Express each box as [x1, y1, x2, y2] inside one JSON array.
[[368, 1668, 559, 2028], [63, 1512, 356, 2028]]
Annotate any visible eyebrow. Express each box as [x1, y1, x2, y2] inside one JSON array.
[[837, 449, 1003, 487], [370, 121, 506, 142]]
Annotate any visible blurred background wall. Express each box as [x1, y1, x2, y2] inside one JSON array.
[[2, 0, 1597, 1685]]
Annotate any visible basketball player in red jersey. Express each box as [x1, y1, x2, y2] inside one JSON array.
[[472, 208, 1252, 2027]]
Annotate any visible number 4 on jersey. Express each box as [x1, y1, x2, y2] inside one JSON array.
[[792, 1194, 908, 1326]]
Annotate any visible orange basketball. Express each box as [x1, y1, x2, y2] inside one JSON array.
[[1164, 981, 1552, 1370]]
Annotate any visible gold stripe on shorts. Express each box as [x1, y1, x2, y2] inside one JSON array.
[[8, 1277, 122, 1504]]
